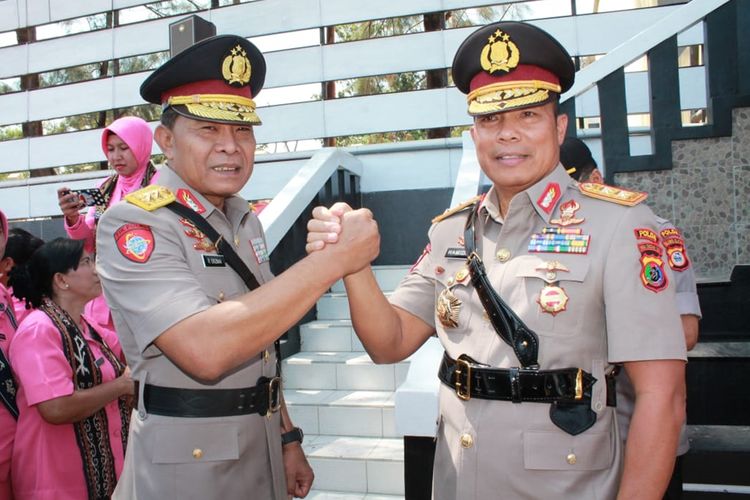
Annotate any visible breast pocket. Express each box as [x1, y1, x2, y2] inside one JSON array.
[[514, 257, 590, 337]]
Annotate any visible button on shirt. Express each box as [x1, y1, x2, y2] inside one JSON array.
[[389, 165, 687, 500]]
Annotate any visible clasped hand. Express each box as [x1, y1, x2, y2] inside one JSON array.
[[306, 202, 380, 277]]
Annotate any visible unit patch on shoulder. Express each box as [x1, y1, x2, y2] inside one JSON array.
[[115, 223, 155, 263], [125, 185, 176, 211], [634, 234, 668, 293], [579, 182, 647, 206], [432, 195, 482, 224]]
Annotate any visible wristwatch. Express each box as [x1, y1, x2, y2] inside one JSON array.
[[281, 427, 304, 446]]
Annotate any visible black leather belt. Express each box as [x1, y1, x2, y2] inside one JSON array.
[[438, 352, 596, 403], [137, 376, 281, 418]]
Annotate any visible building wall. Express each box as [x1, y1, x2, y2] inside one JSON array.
[[615, 107, 750, 280]]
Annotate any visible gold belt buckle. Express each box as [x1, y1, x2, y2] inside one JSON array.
[[574, 368, 583, 400], [454, 357, 472, 401], [267, 376, 282, 415]]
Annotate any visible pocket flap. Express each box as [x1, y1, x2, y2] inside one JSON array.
[[152, 423, 240, 464], [523, 430, 611, 470]]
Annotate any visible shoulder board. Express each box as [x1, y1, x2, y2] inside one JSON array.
[[124, 185, 176, 212], [431, 195, 482, 224], [578, 182, 647, 207]]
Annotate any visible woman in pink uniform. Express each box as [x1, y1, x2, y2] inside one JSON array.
[[0, 210, 18, 500], [9, 237, 133, 500], [56, 116, 158, 329]]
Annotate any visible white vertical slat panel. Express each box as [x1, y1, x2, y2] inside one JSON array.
[[26, 0, 52, 26], [27, 176, 95, 218], [360, 147, 455, 192], [112, 17, 172, 58], [263, 46, 324, 89], [0, 185, 31, 219], [574, 86, 600, 118], [322, 89, 450, 138], [320, 30, 450, 81], [26, 29, 113, 74], [0, 0, 25, 32], [111, 71, 148, 109], [318, 0, 516, 26], [212, 0, 322, 37], [0, 92, 29, 126], [0, 45, 29, 80], [48, 0, 109, 24], [0, 138, 30, 174], [679, 66, 707, 109], [28, 128, 101, 170], [28, 78, 114, 122], [239, 158, 310, 200], [255, 101, 325, 144], [625, 72, 651, 114]]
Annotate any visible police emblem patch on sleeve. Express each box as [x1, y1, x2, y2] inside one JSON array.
[[114, 223, 155, 263]]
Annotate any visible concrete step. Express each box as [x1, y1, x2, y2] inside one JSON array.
[[303, 435, 404, 496], [317, 292, 393, 320], [307, 492, 404, 500], [286, 389, 397, 438], [330, 265, 410, 294], [300, 320, 365, 353], [283, 351, 409, 391]]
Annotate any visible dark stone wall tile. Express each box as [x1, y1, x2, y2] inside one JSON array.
[[732, 108, 750, 166], [736, 223, 750, 265], [671, 136, 733, 170], [672, 165, 733, 227], [681, 224, 735, 279], [614, 170, 674, 222], [736, 165, 750, 225]]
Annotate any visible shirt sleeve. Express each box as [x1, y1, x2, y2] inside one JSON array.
[[603, 204, 687, 363], [389, 230, 438, 329], [9, 316, 74, 406], [64, 207, 96, 250], [95, 204, 212, 354]]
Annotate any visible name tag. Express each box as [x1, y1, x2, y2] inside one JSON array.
[[445, 247, 467, 259], [202, 254, 226, 267]]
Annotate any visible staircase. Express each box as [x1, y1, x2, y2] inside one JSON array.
[[284, 266, 412, 499]]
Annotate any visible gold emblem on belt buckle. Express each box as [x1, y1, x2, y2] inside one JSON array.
[[267, 376, 282, 416], [454, 357, 472, 401], [574, 368, 583, 400]]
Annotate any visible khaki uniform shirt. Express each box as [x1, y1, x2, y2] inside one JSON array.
[[97, 166, 285, 500], [617, 217, 701, 456], [390, 165, 687, 500]]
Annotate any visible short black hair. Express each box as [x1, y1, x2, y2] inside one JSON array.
[[10, 237, 85, 309], [3, 228, 44, 265], [160, 107, 179, 130]]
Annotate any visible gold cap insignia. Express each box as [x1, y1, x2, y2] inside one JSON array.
[[222, 45, 252, 86], [480, 29, 520, 74]]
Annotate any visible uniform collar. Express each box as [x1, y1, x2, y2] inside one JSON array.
[[480, 164, 574, 224], [159, 165, 251, 221], [524, 164, 574, 223]]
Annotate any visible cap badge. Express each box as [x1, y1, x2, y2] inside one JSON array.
[[480, 29, 520, 74], [222, 45, 252, 86]]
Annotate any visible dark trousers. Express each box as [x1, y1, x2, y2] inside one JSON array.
[[663, 454, 685, 500]]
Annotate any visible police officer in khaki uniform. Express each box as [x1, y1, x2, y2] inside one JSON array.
[[560, 137, 701, 499], [307, 22, 687, 499], [96, 35, 378, 499]]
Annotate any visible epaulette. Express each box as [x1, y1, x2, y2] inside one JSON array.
[[124, 185, 176, 211], [431, 195, 482, 224], [578, 182, 647, 207]]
